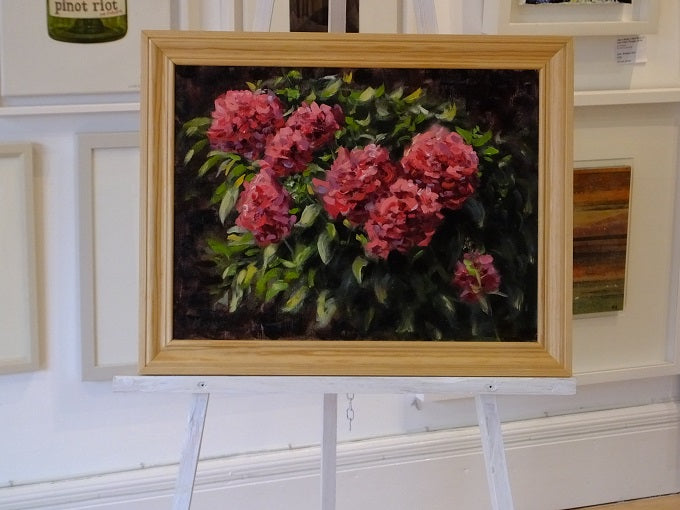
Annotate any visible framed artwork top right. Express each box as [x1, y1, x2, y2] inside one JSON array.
[[482, 0, 659, 36]]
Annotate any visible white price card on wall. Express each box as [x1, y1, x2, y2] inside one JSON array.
[[616, 35, 648, 64]]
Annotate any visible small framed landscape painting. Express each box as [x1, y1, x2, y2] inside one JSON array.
[[140, 32, 573, 376]]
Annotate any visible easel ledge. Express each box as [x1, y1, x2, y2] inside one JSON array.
[[112, 375, 576, 396]]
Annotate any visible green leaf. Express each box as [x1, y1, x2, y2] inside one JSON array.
[[483, 146, 499, 156], [472, 129, 493, 147], [455, 126, 473, 145], [246, 81, 258, 91], [352, 256, 368, 284], [320, 79, 342, 99], [325, 222, 337, 240], [355, 113, 371, 127], [197, 154, 223, 177], [219, 185, 240, 224], [316, 290, 337, 328], [317, 230, 333, 265], [256, 268, 280, 297], [262, 244, 278, 271], [282, 286, 308, 313], [229, 284, 244, 313], [217, 158, 236, 177], [390, 87, 403, 100], [403, 87, 423, 103], [297, 203, 322, 228], [358, 86, 375, 102], [265, 281, 288, 302], [184, 139, 208, 165], [436, 102, 457, 122]]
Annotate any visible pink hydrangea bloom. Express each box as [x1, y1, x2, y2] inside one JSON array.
[[364, 178, 443, 259], [452, 251, 501, 305], [313, 144, 399, 225], [235, 162, 296, 247], [285, 102, 344, 150], [401, 125, 479, 210], [263, 126, 313, 176], [264, 102, 343, 176], [207, 89, 285, 160]]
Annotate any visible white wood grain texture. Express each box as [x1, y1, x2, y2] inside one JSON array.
[[321, 394, 338, 510], [252, 0, 275, 31], [328, 0, 347, 33], [113, 376, 576, 396], [172, 393, 210, 510], [476, 394, 514, 510], [413, 0, 438, 33]]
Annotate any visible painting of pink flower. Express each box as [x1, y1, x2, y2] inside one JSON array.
[[452, 251, 502, 308], [263, 126, 314, 176], [207, 89, 285, 160], [364, 178, 443, 259], [264, 101, 343, 176], [235, 162, 296, 246], [313, 144, 399, 225], [285, 101, 344, 150], [401, 125, 479, 210]]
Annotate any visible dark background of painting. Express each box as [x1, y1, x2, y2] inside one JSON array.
[[172, 65, 539, 341]]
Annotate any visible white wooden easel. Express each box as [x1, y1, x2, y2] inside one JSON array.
[[113, 376, 576, 510], [116, 2, 576, 508]]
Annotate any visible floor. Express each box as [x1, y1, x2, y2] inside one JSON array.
[[575, 494, 680, 509]]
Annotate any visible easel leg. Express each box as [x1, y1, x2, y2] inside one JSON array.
[[173, 393, 210, 510], [321, 393, 338, 510], [475, 394, 514, 510]]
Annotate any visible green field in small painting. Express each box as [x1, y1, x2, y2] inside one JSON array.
[[573, 166, 631, 315]]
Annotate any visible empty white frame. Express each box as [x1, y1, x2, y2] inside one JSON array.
[[482, 0, 659, 36], [0, 143, 39, 374], [78, 133, 140, 380]]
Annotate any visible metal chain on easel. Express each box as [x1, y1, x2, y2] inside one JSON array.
[[345, 393, 355, 431]]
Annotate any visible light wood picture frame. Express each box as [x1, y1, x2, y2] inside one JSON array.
[[0, 143, 39, 374], [483, 0, 659, 36], [78, 132, 140, 380], [140, 31, 573, 376]]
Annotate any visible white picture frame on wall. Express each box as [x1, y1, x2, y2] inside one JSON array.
[[0, 0, 173, 99], [78, 132, 140, 380], [482, 0, 659, 36], [571, 103, 680, 384], [0, 143, 39, 374]]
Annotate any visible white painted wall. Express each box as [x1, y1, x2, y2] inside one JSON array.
[[0, 1, 679, 507]]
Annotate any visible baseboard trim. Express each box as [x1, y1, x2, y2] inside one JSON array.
[[2, 401, 679, 509]]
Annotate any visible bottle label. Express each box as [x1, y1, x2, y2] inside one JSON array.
[[48, 0, 126, 19]]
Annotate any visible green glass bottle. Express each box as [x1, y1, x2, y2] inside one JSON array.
[[46, 0, 127, 43]]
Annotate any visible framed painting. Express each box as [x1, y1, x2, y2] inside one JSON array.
[[140, 32, 573, 376], [482, 0, 659, 36]]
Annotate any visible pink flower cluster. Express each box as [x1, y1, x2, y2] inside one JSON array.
[[207, 90, 285, 160], [452, 251, 501, 304], [364, 179, 443, 259], [401, 125, 480, 210], [264, 102, 343, 176], [314, 125, 480, 259], [313, 144, 398, 225], [235, 162, 296, 247], [220, 91, 342, 246]]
